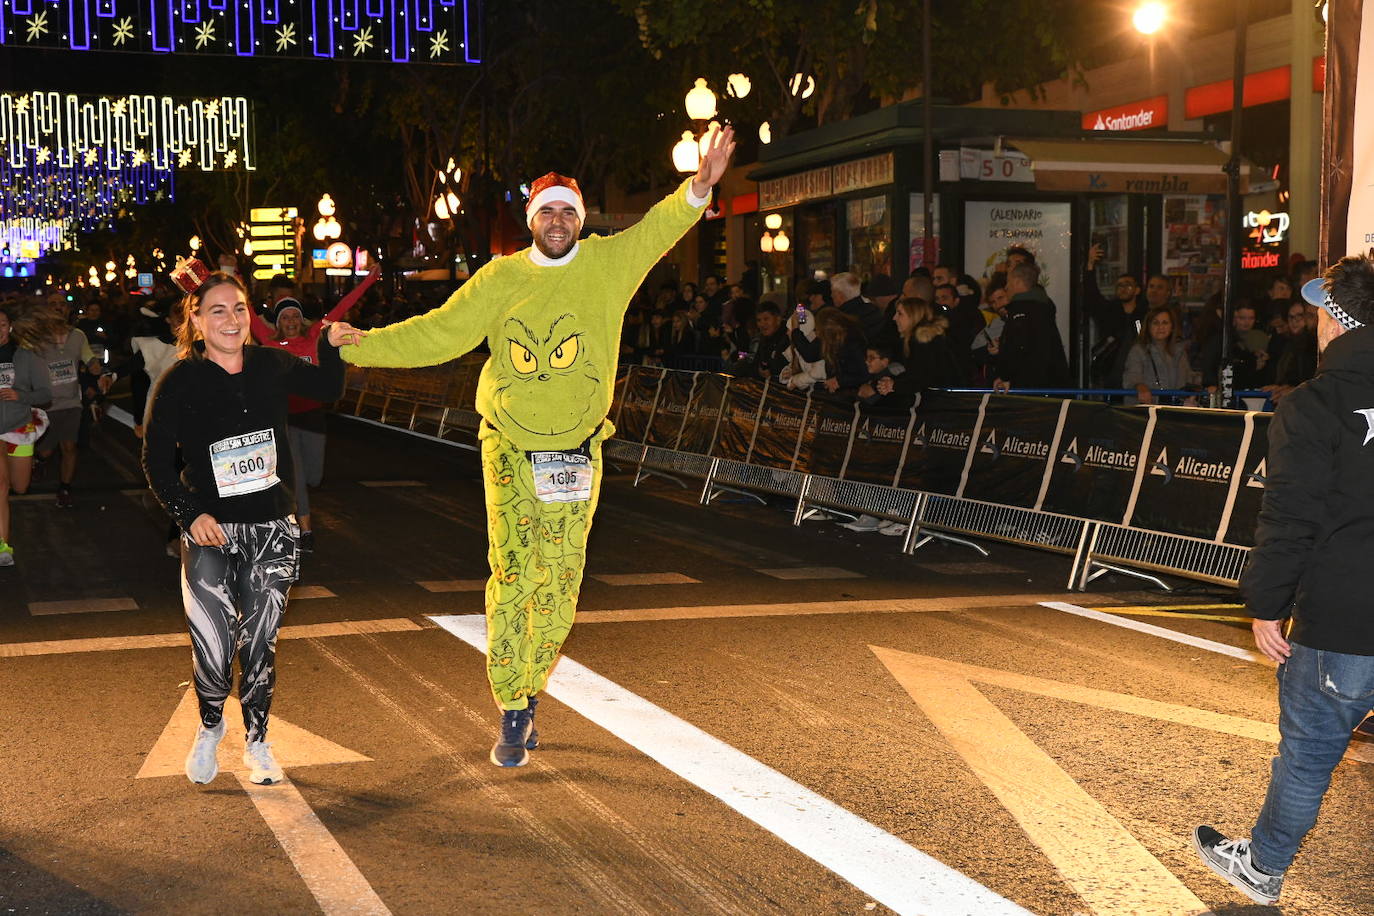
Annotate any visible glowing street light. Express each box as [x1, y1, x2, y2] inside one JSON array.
[[764, 213, 782, 230], [685, 78, 717, 120], [772, 230, 791, 252], [789, 73, 816, 99], [672, 130, 701, 173], [189, 235, 201, 252], [727, 73, 752, 99], [1132, 2, 1167, 35], [697, 120, 723, 156], [758, 121, 772, 144]]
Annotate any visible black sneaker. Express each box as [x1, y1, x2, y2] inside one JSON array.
[[1192, 825, 1284, 905], [490, 708, 532, 767], [56, 486, 73, 509], [525, 696, 540, 750], [299, 531, 315, 554]]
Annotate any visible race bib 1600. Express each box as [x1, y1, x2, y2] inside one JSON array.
[[210, 429, 280, 498]]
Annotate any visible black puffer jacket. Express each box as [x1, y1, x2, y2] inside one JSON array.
[[1241, 326, 1374, 654]]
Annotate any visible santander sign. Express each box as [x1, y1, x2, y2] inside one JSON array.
[[1082, 95, 1169, 132]]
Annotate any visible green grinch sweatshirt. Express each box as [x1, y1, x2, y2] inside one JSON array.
[[341, 178, 707, 451]]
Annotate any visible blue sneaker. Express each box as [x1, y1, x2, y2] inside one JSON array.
[[490, 708, 533, 767], [525, 696, 540, 750]]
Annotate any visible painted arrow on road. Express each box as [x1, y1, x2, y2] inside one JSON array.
[[138, 691, 390, 916], [871, 645, 1219, 916]]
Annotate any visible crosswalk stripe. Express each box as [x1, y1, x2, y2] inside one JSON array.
[[430, 613, 1031, 916], [28, 597, 139, 616], [754, 566, 864, 580], [417, 579, 486, 593], [590, 573, 701, 586], [0, 618, 423, 658]]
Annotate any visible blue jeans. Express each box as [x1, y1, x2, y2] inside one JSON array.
[[1250, 643, 1374, 873]]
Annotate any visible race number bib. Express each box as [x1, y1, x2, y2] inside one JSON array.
[[48, 358, 76, 386], [530, 448, 593, 504], [210, 429, 280, 497], [0, 362, 13, 388]]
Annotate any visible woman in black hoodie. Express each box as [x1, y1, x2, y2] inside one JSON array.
[[883, 297, 964, 401]]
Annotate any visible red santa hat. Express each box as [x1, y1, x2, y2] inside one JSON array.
[[525, 172, 585, 228]]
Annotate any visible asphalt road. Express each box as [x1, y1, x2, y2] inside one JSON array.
[[2, 411, 1371, 916]]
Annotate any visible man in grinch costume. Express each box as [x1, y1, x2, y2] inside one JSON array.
[[342, 128, 735, 766]]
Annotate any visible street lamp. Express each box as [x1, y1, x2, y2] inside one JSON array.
[[789, 73, 816, 99], [672, 131, 701, 173], [1131, 2, 1167, 36], [314, 194, 341, 242], [758, 121, 772, 144], [727, 73, 751, 99], [685, 78, 717, 120]]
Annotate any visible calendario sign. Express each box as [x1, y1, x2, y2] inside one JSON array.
[[0, 0, 484, 63]]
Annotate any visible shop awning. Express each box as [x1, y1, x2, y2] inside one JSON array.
[[1006, 138, 1249, 195]]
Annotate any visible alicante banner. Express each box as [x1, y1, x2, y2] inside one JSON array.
[[795, 398, 855, 478], [714, 378, 765, 461], [677, 373, 728, 456], [750, 385, 810, 470], [961, 396, 1066, 508], [898, 391, 983, 495], [844, 407, 915, 486], [1126, 407, 1248, 540], [644, 369, 696, 449], [1221, 412, 1271, 548], [1040, 402, 1150, 523], [614, 365, 662, 446]]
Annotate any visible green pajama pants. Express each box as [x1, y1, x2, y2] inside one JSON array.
[[479, 421, 610, 711]]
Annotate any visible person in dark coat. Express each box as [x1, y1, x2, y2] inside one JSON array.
[[1193, 255, 1374, 907], [993, 262, 1070, 390], [881, 296, 963, 402]]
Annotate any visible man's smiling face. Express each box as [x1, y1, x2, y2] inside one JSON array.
[[531, 202, 581, 259]]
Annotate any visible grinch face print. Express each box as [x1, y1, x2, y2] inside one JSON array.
[[492, 312, 601, 440]]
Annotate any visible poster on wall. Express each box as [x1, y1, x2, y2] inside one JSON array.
[[963, 201, 1073, 358], [1161, 195, 1226, 306]]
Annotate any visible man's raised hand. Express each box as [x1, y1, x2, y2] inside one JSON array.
[[692, 125, 737, 198]]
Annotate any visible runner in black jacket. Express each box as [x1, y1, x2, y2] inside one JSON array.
[[143, 265, 365, 787], [1193, 254, 1374, 906]]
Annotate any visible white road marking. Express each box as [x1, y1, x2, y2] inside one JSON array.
[[429, 613, 1030, 916], [139, 693, 388, 915], [590, 573, 701, 586], [873, 646, 1215, 915], [28, 597, 139, 616], [1041, 601, 1270, 665], [290, 585, 337, 600], [0, 617, 422, 658], [417, 579, 487, 593], [576, 593, 1114, 624], [754, 566, 864, 580], [358, 480, 427, 488]]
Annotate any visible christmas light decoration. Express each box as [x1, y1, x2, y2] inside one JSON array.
[[0, 0, 485, 64]]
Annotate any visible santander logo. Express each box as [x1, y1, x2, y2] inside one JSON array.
[[1084, 96, 1168, 132]]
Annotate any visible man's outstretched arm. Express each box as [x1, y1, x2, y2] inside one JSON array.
[[341, 266, 496, 368]]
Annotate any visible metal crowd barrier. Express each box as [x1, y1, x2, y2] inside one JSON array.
[[343, 363, 1259, 593]]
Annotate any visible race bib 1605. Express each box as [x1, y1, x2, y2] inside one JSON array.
[[210, 429, 280, 498], [530, 448, 593, 503]]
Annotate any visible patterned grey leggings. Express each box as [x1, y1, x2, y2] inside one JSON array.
[[180, 518, 299, 743]]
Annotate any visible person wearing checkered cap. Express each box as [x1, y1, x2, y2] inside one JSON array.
[[1193, 253, 1374, 905]]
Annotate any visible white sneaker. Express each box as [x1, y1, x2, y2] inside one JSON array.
[[878, 522, 908, 536], [184, 719, 226, 784], [243, 740, 284, 784], [841, 515, 883, 532]]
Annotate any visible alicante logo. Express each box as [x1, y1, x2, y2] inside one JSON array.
[[1058, 437, 1138, 473], [1245, 458, 1267, 489], [980, 428, 1002, 460], [1149, 446, 1234, 485]]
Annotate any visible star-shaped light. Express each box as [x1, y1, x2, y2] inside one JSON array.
[[25, 10, 49, 42], [223, 150, 238, 168], [206, 99, 220, 117], [35, 147, 51, 164], [194, 20, 216, 49], [112, 16, 134, 46], [131, 149, 147, 166], [15, 96, 30, 115], [352, 25, 374, 56], [84, 148, 100, 166], [274, 22, 296, 52], [428, 29, 449, 59], [111, 97, 128, 118], [177, 149, 193, 167]]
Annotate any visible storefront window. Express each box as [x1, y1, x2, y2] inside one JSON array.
[[846, 195, 891, 280], [907, 193, 941, 273], [1162, 195, 1226, 307], [1088, 195, 1129, 296], [799, 202, 837, 282]]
